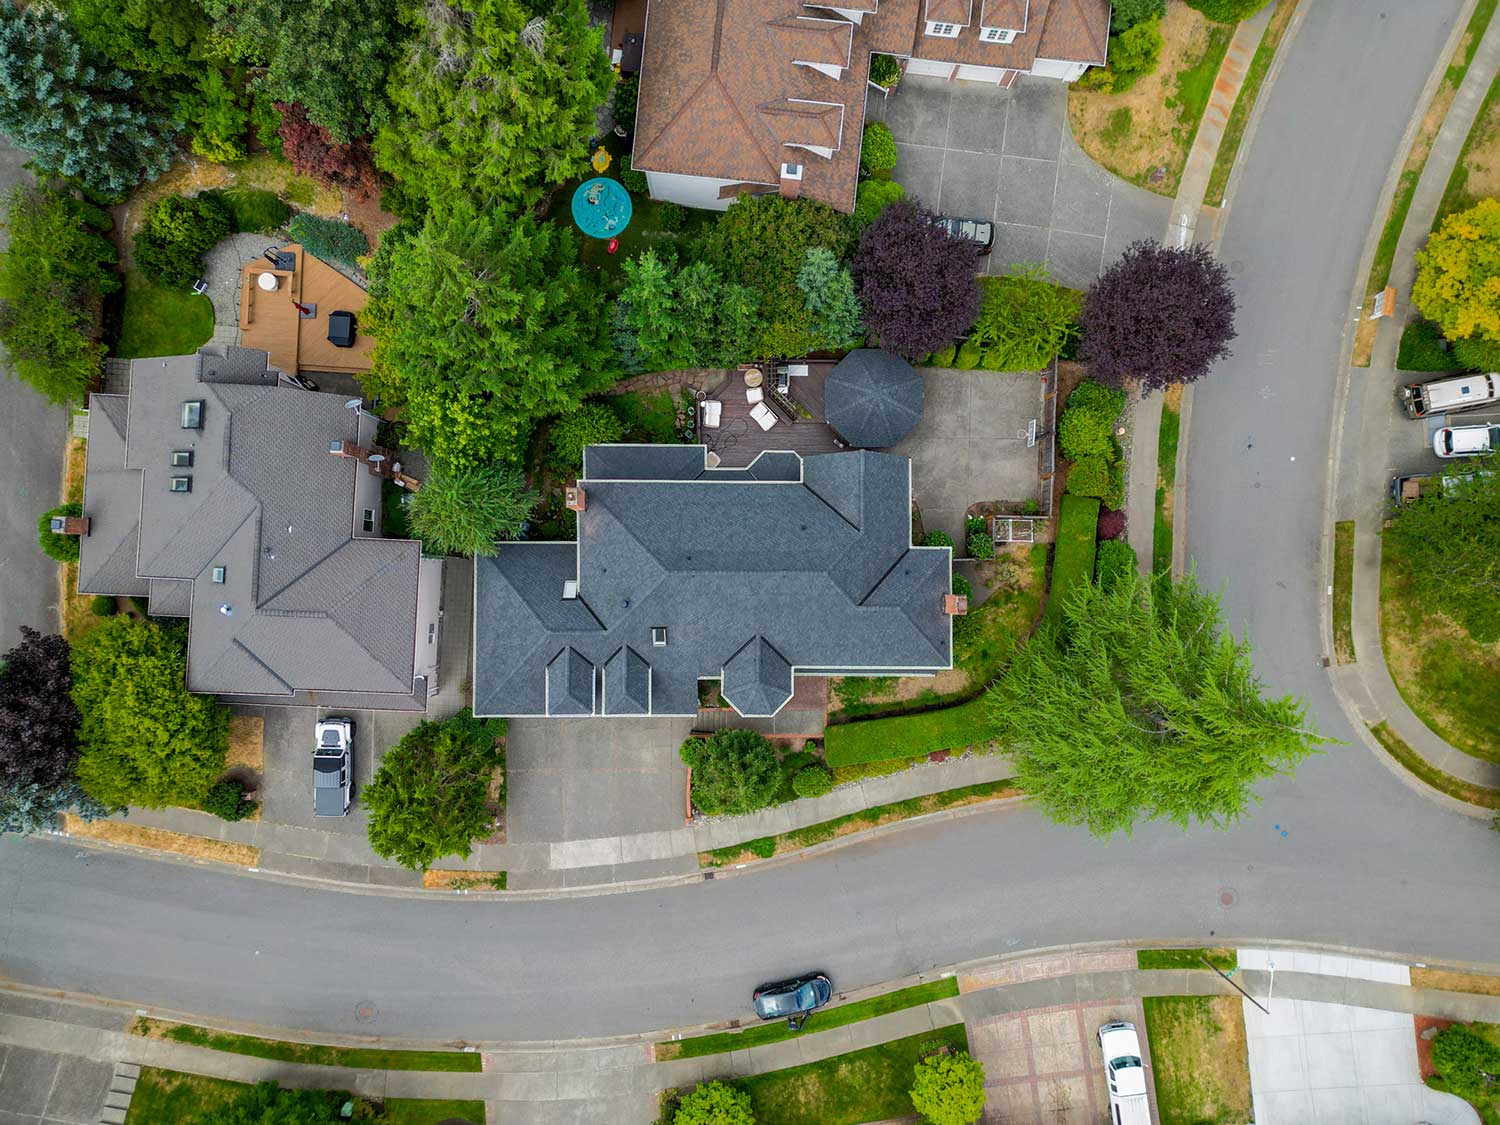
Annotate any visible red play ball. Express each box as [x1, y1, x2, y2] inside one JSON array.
[[607, 238, 620, 254]]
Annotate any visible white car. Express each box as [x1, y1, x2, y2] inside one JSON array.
[[1433, 422, 1500, 458], [1097, 1021, 1151, 1125], [313, 717, 354, 817]]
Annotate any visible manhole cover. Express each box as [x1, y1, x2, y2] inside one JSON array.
[[1231, 259, 1245, 274], [1219, 888, 1238, 908], [354, 1001, 378, 1023]]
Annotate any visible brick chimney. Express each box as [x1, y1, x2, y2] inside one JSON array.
[[51, 515, 90, 536], [779, 162, 803, 200], [566, 486, 586, 512], [330, 440, 366, 460], [944, 594, 968, 616]]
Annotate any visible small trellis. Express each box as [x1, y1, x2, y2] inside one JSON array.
[[992, 516, 1040, 544]]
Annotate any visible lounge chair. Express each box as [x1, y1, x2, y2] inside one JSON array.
[[749, 402, 777, 431], [702, 400, 722, 428]]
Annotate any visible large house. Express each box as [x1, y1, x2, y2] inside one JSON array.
[[472, 445, 957, 719], [76, 346, 443, 709], [631, 0, 1110, 213]]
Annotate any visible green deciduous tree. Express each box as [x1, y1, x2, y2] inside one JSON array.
[[0, 2, 176, 196], [1079, 18, 1162, 94], [986, 571, 1324, 835], [615, 249, 758, 372], [133, 192, 232, 289], [672, 1080, 755, 1125], [970, 265, 1081, 371], [174, 68, 250, 162], [65, 0, 212, 80], [363, 709, 505, 871], [680, 729, 783, 816], [201, 0, 404, 142], [375, 0, 613, 213], [548, 402, 624, 470], [0, 183, 117, 404], [1186, 0, 1270, 21], [407, 465, 535, 557], [796, 246, 863, 348], [1110, 0, 1166, 31], [70, 616, 229, 809], [910, 1050, 987, 1125], [362, 202, 614, 471], [1385, 463, 1500, 642], [1413, 198, 1500, 347], [703, 194, 852, 357]]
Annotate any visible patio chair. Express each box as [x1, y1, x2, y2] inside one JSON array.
[[746, 386, 765, 405], [749, 402, 777, 431], [701, 400, 722, 429]]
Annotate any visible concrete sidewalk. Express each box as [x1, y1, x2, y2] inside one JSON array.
[[1333, 1, 1500, 795], [1126, 4, 1278, 576]]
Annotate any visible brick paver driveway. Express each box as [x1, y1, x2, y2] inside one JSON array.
[[866, 76, 1170, 291]]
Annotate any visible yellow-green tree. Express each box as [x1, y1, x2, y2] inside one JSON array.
[[1413, 197, 1500, 343]]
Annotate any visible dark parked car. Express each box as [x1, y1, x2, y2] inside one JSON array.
[[313, 717, 353, 817], [753, 973, 833, 1030], [934, 215, 995, 254], [328, 310, 357, 349]]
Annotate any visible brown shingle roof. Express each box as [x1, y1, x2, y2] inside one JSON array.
[[925, 0, 974, 25], [1035, 0, 1108, 62], [980, 0, 1028, 30]]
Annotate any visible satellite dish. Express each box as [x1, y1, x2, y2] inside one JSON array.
[[344, 399, 363, 410], [367, 454, 385, 464]]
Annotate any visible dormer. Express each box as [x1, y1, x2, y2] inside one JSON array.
[[924, 0, 971, 37], [771, 16, 854, 81], [804, 0, 877, 25], [759, 99, 845, 160]]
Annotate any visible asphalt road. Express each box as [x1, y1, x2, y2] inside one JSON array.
[[0, 138, 67, 651], [2, 4, 1496, 1045]]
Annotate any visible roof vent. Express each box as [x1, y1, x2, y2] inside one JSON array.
[[562, 579, 579, 600], [566, 485, 586, 512], [218, 603, 233, 617]]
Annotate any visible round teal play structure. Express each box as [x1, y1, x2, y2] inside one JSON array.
[[570, 177, 633, 239]]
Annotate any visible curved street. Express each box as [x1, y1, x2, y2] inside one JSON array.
[[1, 0, 1495, 1047]]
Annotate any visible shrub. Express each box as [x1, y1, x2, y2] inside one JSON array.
[[1065, 455, 1124, 509], [955, 339, 981, 369], [276, 102, 379, 200], [1058, 380, 1126, 459], [549, 402, 626, 470], [870, 53, 902, 88], [861, 121, 898, 176], [673, 1081, 754, 1125], [965, 515, 988, 538], [1452, 334, 1500, 371], [681, 729, 783, 816], [658, 201, 685, 231], [611, 73, 639, 131], [1080, 19, 1162, 94], [89, 595, 116, 617], [968, 531, 995, 560], [287, 213, 369, 268], [1096, 507, 1127, 540], [1431, 1024, 1500, 1101], [746, 835, 776, 858], [620, 154, 648, 194], [1395, 321, 1454, 372], [407, 465, 536, 557], [215, 187, 290, 234], [1111, 0, 1166, 30], [1094, 538, 1138, 590], [971, 265, 1082, 371], [924, 530, 954, 548], [37, 503, 82, 562], [910, 1049, 987, 1125], [825, 697, 992, 766], [853, 178, 906, 228], [1187, 0, 1272, 20], [931, 344, 958, 366], [952, 572, 972, 599], [133, 193, 232, 289], [792, 765, 835, 799], [202, 779, 255, 821], [249, 96, 283, 157], [1414, 199, 1500, 347]]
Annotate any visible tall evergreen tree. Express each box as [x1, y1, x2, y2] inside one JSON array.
[[375, 0, 614, 213], [0, 2, 176, 196]]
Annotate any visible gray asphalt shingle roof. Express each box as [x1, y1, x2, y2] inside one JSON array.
[[473, 446, 952, 718], [824, 349, 925, 448], [77, 349, 424, 700]]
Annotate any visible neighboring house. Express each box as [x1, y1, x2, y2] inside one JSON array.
[[473, 446, 957, 719], [632, 0, 1108, 213], [76, 346, 443, 710]]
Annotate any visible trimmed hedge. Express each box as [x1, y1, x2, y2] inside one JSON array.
[[1045, 494, 1100, 626], [824, 697, 993, 766], [1396, 321, 1456, 372]]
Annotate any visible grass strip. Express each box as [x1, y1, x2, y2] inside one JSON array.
[[64, 815, 259, 866], [824, 697, 992, 766], [654, 978, 960, 1061], [1137, 947, 1237, 972], [131, 1018, 483, 1072], [422, 869, 507, 891], [1435, 5, 1500, 227], [1332, 520, 1356, 664], [1046, 494, 1100, 626], [1154, 394, 1182, 577], [1411, 967, 1500, 997], [700, 777, 1020, 868], [384, 1099, 488, 1125], [1204, 0, 1300, 207], [1142, 996, 1252, 1125], [1368, 721, 1500, 810], [739, 1024, 968, 1125]]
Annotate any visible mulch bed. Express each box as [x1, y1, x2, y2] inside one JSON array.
[[1414, 1015, 1457, 1079]]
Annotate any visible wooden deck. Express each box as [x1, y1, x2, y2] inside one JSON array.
[[239, 244, 375, 376], [699, 365, 846, 468]]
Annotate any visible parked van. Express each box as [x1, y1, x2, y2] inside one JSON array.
[[1097, 1022, 1151, 1125], [1402, 372, 1500, 418]]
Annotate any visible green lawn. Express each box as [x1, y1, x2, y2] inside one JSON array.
[[133, 1018, 483, 1072], [656, 979, 959, 1060], [739, 1024, 969, 1125], [1171, 23, 1236, 159], [1154, 396, 1181, 576], [608, 389, 678, 442], [384, 1099, 486, 1125], [1368, 721, 1500, 810], [1332, 520, 1356, 664], [1137, 947, 1236, 971], [126, 1067, 246, 1123], [1435, 65, 1500, 228], [116, 273, 214, 359], [1046, 494, 1100, 626], [1379, 531, 1500, 762], [1204, 0, 1300, 206], [1142, 996, 1252, 1125]]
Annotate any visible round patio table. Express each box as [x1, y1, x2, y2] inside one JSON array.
[[743, 368, 763, 389]]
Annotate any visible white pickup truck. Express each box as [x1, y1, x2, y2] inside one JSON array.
[[1098, 1022, 1152, 1125]]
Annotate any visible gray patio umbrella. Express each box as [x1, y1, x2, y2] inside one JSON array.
[[823, 349, 925, 448]]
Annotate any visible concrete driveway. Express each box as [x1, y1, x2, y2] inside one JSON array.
[[866, 76, 1170, 291], [0, 1045, 111, 1125], [888, 368, 1045, 545]]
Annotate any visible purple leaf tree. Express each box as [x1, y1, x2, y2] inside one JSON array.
[[1080, 240, 1237, 392], [852, 201, 982, 359]]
